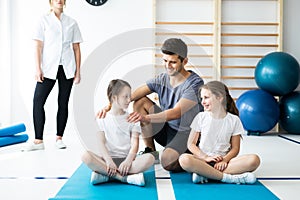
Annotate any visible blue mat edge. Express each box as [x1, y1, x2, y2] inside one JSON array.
[[50, 163, 281, 200], [170, 172, 280, 200], [49, 163, 158, 200]]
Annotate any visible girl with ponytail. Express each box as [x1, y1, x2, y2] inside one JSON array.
[[179, 81, 260, 184], [82, 79, 155, 186]]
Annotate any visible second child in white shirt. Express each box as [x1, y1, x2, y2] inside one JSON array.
[[179, 81, 260, 184]]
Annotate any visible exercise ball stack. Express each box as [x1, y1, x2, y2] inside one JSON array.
[[236, 51, 300, 135]]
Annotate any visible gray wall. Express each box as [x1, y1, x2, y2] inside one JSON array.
[[283, 0, 300, 90], [283, 0, 300, 60]]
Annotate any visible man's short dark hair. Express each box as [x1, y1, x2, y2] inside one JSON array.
[[161, 38, 188, 61]]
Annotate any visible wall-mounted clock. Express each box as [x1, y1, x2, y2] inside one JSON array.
[[86, 0, 108, 6]]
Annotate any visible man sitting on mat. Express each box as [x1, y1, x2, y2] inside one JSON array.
[[98, 38, 204, 172]]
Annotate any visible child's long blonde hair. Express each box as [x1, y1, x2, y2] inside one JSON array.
[[200, 81, 239, 116]]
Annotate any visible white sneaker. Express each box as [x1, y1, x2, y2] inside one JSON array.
[[55, 140, 67, 149], [90, 171, 109, 185], [231, 172, 256, 184], [192, 173, 208, 184], [126, 173, 145, 186], [21, 142, 45, 152]]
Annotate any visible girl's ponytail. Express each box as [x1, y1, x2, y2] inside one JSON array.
[[226, 92, 239, 116]]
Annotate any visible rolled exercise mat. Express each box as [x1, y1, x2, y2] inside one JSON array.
[[0, 123, 26, 137], [0, 134, 29, 147]]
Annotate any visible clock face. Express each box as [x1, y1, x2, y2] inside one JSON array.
[[86, 0, 108, 6]]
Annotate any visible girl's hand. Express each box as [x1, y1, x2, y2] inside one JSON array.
[[105, 160, 117, 177], [204, 155, 223, 163], [214, 161, 228, 172], [118, 160, 132, 176]]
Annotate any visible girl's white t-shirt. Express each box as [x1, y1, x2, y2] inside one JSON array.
[[97, 112, 141, 158], [190, 111, 245, 156]]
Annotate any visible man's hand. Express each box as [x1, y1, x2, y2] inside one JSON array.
[[127, 112, 150, 123], [96, 104, 111, 119]]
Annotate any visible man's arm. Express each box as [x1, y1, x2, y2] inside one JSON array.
[[131, 84, 152, 102], [146, 98, 197, 123], [128, 97, 197, 124], [97, 84, 152, 119]]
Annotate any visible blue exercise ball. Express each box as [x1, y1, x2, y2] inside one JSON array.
[[236, 89, 280, 134], [279, 91, 300, 134], [255, 52, 300, 96]]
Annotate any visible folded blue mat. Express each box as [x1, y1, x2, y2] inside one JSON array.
[[0, 134, 28, 147], [0, 123, 26, 137], [170, 172, 279, 200], [49, 164, 158, 200]]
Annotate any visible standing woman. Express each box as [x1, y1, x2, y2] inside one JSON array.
[[23, 0, 83, 151]]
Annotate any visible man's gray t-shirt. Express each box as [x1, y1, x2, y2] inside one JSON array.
[[146, 70, 204, 132]]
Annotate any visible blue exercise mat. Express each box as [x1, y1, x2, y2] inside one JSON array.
[[170, 172, 279, 200], [49, 163, 158, 200], [0, 134, 29, 147], [0, 123, 26, 137]]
